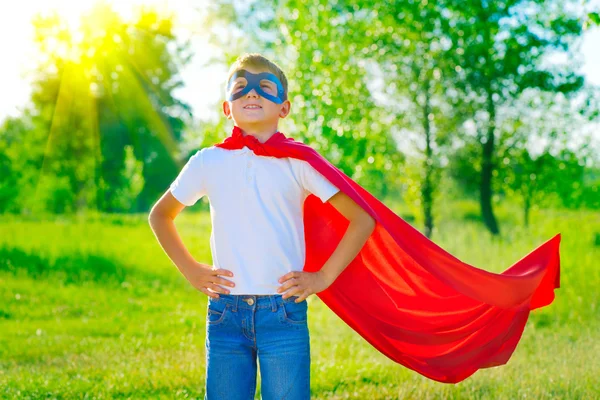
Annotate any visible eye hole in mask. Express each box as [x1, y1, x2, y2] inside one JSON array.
[[231, 79, 276, 94], [227, 69, 286, 104]]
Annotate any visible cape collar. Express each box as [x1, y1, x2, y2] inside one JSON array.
[[217, 125, 287, 157]]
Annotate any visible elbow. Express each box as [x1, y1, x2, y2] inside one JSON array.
[[148, 208, 158, 223], [354, 213, 376, 233], [365, 215, 376, 233], [148, 211, 157, 229], [148, 209, 166, 226]]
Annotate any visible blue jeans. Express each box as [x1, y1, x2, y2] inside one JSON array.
[[204, 294, 311, 400]]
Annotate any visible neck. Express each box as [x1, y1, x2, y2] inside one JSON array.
[[238, 125, 278, 143]]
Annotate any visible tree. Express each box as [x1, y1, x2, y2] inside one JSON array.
[[447, 0, 586, 234], [366, 0, 466, 237], [3, 3, 193, 214]]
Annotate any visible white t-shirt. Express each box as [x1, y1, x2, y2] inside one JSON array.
[[169, 144, 340, 294]]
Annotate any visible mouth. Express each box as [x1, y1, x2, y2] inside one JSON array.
[[243, 104, 262, 110]]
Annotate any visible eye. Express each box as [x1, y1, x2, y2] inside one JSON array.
[[231, 82, 245, 93], [261, 83, 275, 91]]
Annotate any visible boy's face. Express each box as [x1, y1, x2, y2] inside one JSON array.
[[222, 66, 291, 130]]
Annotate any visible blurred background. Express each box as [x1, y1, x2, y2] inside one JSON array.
[[1, 0, 599, 398], [0, 0, 598, 232]]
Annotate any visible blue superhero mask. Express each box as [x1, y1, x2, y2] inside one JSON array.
[[226, 69, 287, 104]]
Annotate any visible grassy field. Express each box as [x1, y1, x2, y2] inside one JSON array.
[[1, 202, 599, 399]]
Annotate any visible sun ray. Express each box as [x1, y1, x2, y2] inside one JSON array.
[[121, 40, 180, 157], [83, 65, 102, 212], [34, 61, 72, 212], [15, 0, 192, 213]]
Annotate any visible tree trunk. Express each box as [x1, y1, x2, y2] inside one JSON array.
[[524, 193, 530, 227], [480, 92, 500, 235], [422, 80, 434, 238]]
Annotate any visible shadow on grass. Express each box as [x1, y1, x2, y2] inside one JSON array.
[[0, 245, 168, 288]]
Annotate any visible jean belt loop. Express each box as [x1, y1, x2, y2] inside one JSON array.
[[270, 295, 277, 312], [233, 295, 239, 312]]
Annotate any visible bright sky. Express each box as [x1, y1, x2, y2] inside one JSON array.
[[0, 0, 225, 122], [0, 0, 599, 123]]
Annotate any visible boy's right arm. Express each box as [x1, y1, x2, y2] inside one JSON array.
[[148, 190, 235, 299]]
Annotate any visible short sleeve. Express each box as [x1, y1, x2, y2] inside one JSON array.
[[301, 161, 340, 203], [169, 149, 207, 206]]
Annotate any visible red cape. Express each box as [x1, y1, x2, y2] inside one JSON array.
[[215, 126, 561, 384]]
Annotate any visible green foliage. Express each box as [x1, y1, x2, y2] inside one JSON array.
[[0, 3, 192, 215], [0, 139, 18, 212], [584, 12, 600, 29], [199, 0, 596, 238], [0, 0, 597, 232], [106, 145, 145, 211], [440, 0, 589, 234]]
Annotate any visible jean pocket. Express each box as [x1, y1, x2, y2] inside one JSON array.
[[207, 300, 228, 326], [281, 297, 308, 324]]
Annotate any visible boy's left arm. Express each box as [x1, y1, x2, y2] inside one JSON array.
[[277, 190, 376, 302]]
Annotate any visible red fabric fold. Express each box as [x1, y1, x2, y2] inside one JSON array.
[[214, 126, 561, 383]]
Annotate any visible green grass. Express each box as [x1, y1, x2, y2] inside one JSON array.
[[1, 203, 599, 399]]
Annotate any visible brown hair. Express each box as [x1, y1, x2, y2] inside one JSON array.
[[225, 53, 288, 100]]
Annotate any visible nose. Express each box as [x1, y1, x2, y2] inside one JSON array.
[[246, 88, 259, 98]]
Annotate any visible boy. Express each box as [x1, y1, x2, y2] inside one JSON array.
[[148, 53, 376, 399]]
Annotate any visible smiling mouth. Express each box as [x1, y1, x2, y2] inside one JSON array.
[[243, 105, 262, 109]]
